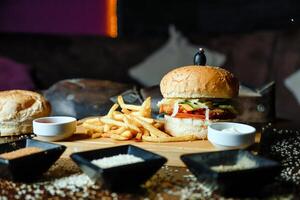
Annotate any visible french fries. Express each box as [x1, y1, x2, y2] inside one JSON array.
[[91, 132, 102, 139], [81, 95, 197, 143], [110, 133, 129, 141], [123, 115, 140, 132], [110, 127, 127, 134], [117, 96, 141, 111], [142, 135, 197, 143], [133, 117, 170, 138], [82, 123, 103, 133], [100, 117, 127, 127]]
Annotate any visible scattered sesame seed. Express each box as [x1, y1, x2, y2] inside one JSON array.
[[261, 126, 300, 185]]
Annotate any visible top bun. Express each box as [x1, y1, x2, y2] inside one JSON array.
[[0, 90, 51, 136], [160, 65, 239, 98]]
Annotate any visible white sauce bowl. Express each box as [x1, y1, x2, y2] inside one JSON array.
[[33, 116, 77, 141], [208, 122, 256, 149]]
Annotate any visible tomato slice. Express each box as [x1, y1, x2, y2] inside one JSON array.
[[175, 113, 205, 119]]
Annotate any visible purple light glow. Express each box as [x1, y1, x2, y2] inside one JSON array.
[[0, 0, 107, 35]]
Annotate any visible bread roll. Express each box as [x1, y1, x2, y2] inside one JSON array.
[[160, 65, 239, 99], [0, 90, 51, 136]]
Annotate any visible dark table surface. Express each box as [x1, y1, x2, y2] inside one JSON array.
[[0, 120, 300, 200], [0, 158, 298, 200]]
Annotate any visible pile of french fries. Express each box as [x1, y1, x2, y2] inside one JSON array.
[[80, 96, 197, 142]]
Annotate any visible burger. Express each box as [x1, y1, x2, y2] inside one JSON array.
[[158, 65, 239, 139], [0, 90, 51, 136]]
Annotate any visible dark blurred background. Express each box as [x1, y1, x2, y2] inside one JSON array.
[[0, 0, 300, 120]]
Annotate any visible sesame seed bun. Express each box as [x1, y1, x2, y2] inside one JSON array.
[[160, 65, 239, 99]]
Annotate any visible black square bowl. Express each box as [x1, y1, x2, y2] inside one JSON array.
[[181, 150, 280, 196], [70, 145, 167, 191], [0, 138, 66, 181]]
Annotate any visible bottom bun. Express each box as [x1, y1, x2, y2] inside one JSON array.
[[0, 122, 33, 136], [164, 115, 210, 139]]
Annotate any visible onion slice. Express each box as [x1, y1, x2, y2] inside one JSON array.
[[171, 101, 179, 117], [205, 107, 210, 121]]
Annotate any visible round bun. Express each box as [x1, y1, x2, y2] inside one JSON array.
[[160, 65, 239, 99], [164, 115, 208, 139], [0, 90, 51, 136]]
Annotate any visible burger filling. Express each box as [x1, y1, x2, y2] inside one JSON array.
[[158, 99, 237, 121]]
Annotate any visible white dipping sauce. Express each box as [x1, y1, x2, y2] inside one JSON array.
[[220, 127, 241, 134], [208, 122, 256, 148]]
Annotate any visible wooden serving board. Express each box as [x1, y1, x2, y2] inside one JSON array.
[[55, 126, 260, 167]]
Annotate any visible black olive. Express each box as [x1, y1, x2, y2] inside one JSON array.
[[193, 48, 206, 66]]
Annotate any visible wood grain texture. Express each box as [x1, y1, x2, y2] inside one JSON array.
[[54, 126, 260, 167], [55, 137, 216, 167]]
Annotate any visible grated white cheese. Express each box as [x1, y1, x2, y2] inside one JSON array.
[[91, 154, 144, 169], [211, 156, 257, 172]]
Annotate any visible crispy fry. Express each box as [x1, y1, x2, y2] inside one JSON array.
[[111, 126, 118, 130], [121, 108, 131, 114], [134, 117, 170, 138], [100, 117, 127, 127], [149, 132, 158, 138], [135, 132, 142, 142], [132, 115, 154, 123], [117, 96, 142, 111], [141, 97, 151, 108], [85, 128, 94, 135], [107, 103, 119, 118], [121, 130, 133, 139], [113, 112, 124, 121], [84, 117, 102, 125], [123, 115, 140, 132], [110, 127, 127, 134], [91, 132, 102, 139], [101, 133, 111, 138], [110, 133, 128, 141], [124, 114, 140, 126], [103, 124, 111, 132], [142, 135, 197, 142], [133, 112, 144, 118], [82, 123, 103, 133], [142, 128, 151, 137], [139, 97, 151, 117]]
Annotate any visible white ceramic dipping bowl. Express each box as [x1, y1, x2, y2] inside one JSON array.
[[208, 122, 256, 149], [33, 116, 77, 141]]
